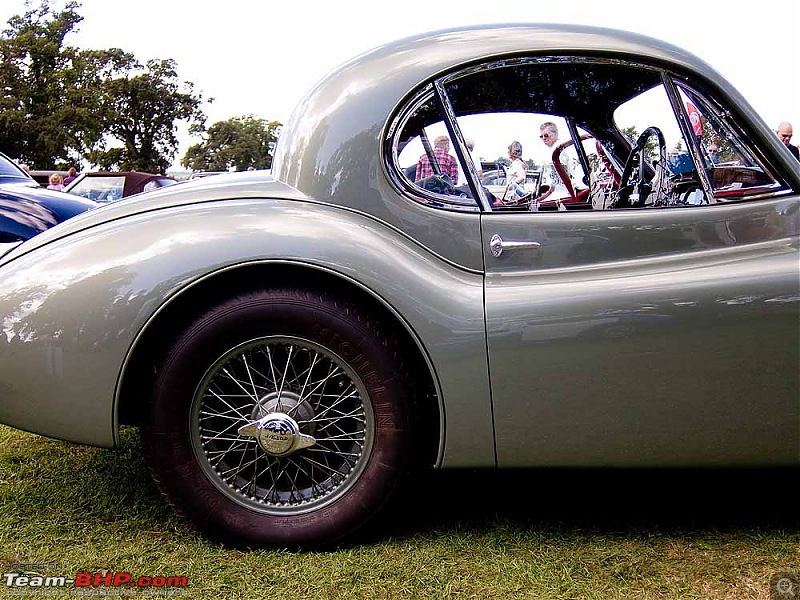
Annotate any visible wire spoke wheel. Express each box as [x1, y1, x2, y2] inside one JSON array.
[[142, 287, 417, 548], [141, 288, 417, 548], [191, 336, 374, 514]]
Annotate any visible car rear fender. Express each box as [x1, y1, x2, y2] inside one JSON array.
[[0, 198, 493, 467]]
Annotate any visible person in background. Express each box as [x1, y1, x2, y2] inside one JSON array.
[[776, 122, 799, 160], [539, 121, 569, 198], [63, 167, 78, 185], [47, 172, 64, 191], [505, 140, 527, 199], [707, 142, 720, 165], [457, 138, 483, 186], [415, 135, 458, 183], [539, 121, 560, 149]]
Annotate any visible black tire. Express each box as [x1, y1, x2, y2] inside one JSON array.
[[140, 288, 416, 549]]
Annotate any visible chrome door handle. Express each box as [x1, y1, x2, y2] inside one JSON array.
[[489, 234, 541, 258]]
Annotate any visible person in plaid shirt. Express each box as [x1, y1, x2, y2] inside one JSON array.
[[415, 135, 459, 183]]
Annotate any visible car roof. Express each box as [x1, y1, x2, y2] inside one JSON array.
[[29, 169, 69, 187], [273, 23, 762, 207]]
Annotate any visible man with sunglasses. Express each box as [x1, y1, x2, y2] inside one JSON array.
[[539, 121, 571, 199]]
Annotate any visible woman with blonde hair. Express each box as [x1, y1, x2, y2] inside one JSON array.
[[505, 140, 527, 199], [47, 173, 64, 191]]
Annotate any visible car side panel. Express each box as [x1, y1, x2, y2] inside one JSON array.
[[484, 198, 800, 466], [0, 198, 493, 467]]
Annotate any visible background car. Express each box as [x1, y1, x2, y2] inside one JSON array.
[[0, 152, 39, 189], [481, 167, 542, 200], [0, 151, 97, 246], [64, 171, 178, 202], [0, 25, 797, 551]]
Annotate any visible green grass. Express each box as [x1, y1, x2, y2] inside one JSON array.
[[0, 424, 797, 599]]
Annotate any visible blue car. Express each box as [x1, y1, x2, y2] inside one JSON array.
[[0, 152, 98, 246]]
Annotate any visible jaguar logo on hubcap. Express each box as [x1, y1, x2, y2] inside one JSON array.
[[238, 413, 317, 457]]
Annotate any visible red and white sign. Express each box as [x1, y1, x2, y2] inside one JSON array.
[[686, 101, 703, 137]]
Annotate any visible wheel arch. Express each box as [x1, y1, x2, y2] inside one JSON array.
[[116, 260, 443, 467]]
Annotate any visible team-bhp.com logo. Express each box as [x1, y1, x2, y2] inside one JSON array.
[[3, 564, 187, 596]]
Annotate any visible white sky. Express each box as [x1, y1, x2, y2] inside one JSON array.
[[1, 0, 798, 171]]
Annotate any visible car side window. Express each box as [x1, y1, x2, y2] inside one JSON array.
[[443, 60, 713, 211], [390, 58, 789, 213], [451, 111, 595, 210], [394, 93, 478, 210], [613, 82, 707, 207], [675, 85, 780, 200], [0, 156, 28, 178]]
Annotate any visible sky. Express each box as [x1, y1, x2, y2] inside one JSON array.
[[1, 0, 798, 171]]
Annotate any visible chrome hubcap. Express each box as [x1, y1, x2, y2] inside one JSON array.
[[190, 336, 374, 514], [238, 412, 316, 457]]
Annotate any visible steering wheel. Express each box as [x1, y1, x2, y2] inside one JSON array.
[[616, 126, 667, 208]]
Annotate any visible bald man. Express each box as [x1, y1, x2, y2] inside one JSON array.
[[776, 122, 799, 160]]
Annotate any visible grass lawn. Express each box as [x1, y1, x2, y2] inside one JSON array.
[[0, 424, 797, 599]]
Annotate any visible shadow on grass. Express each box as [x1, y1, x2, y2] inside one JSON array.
[[390, 466, 799, 539], [2, 425, 796, 546]]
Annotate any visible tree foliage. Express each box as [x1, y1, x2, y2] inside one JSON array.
[[183, 116, 281, 172], [91, 57, 206, 172], [0, 0, 207, 172], [0, 0, 91, 167]]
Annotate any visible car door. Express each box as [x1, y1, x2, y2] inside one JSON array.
[[483, 198, 798, 467], [438, 57, 799, 467]]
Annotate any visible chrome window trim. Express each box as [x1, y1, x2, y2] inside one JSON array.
[[434, 79, 491, 211]]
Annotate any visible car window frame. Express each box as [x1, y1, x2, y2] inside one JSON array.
[[67, 175, 126, 202], [669, 79, 789, 201], [386, 54, 794, 214], [386, 85, 482, 213]]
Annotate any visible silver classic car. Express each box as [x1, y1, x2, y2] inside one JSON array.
[[0, 24, 798, 549]]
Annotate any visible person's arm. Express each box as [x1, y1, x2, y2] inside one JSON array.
[[471, 151, 483, 179]]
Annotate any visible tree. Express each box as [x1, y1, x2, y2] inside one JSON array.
[[183, 115, 281, 172], [620, 125, 660, 161], [0, 0, 94, 167], [0, 0, 207, 172], [91, 57, 207, 172]]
